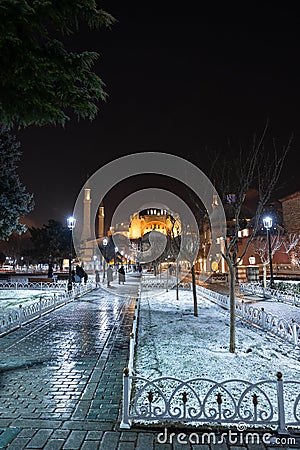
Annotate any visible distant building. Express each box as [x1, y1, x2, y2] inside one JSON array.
[[79, 190, 181, 269], [279, 191, 300, 234], [79, 186, 300, 279]]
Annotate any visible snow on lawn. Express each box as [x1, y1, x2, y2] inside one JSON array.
[[133, 289, 300, 426], [0, 290, 62, 312], [136, 289, 300, 383]]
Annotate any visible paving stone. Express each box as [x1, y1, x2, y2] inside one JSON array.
[[154, 443, 173, 450], [81, 441, 101, 450], [229, 447, 248, 450], [99, 431, 120, 450], [0, 427, 21, 448], [62, 421, 115, 431], [12, 419, 61, 429], [247, 445, 267, 450], [4, 437, 31, 449], [44, 439, 65, 450], [117, 442, 136, 450], [173, 438, 193, 449], [63, 430, 86, 449], [120, 431, 138, 442], [51, 429, 71, 439], [210, 443, 230, 450], [136, 432, 155, 450], [86, 431, 104, 441], [0, 419, 13, 428], [191, 445, 210, 450], [26, 429, 54, 448], [17, 428, 38, 438]]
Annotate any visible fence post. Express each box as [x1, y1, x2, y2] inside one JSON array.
[[261, 308, 266, 329], [241, 300, 245, 318], [120, 368, 132, 429], [39, 297, 42, 317], [292, 319, 299, 347], [276, 372, 288, 435], [19, 304, 23, 327]]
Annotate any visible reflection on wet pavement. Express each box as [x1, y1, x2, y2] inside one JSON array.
[[0, 289, 136, 423]]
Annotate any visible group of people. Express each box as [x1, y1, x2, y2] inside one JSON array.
[[70, 264, 129, 288], [71, 265, 88, 284], [95, 265, 126, 287]]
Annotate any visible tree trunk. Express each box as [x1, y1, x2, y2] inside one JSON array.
[[263, 262, 267, 287], [191, 264, 198, 317], [228, 261, 236, 353], [176, 260, 179, 300]]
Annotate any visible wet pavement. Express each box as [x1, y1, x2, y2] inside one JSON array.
[[0, 277, 299, 449], [0, 280, 139, 449]]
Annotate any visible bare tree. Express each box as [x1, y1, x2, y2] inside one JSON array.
[[281, 233, 300, 266], [253, 229, 282, 287], [182, 231, 200, 316], [208, 124, 292, 353]]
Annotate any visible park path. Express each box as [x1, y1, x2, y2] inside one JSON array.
[[0, 281, 138, 449]]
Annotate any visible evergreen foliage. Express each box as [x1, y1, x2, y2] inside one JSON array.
[[0, 0, 115, 127], [0, 125, 34, 240], [28, 219, 70, 265]]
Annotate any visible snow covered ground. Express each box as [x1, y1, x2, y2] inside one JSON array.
[[247, 297, 300, 323], [0, 290, 63, 312], [136, 288, 300, 382]]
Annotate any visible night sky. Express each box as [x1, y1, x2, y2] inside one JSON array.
[[17, 2, 300, 229]]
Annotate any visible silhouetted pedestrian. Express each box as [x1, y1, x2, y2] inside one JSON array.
[[118, 265, 125, 284], [107, 266, 113, 286], [95, 270, 100, 287]]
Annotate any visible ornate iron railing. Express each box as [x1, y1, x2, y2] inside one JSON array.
[[240, 282, 300, 307], [121, 371, 300, 432], [197, 286, 300, 347], [0, 280, 75, 290], [141, 276, 190, 291], [0, 282, 94, 336]]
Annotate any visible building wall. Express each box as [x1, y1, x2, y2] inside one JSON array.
[[280, 191, 300, 234]]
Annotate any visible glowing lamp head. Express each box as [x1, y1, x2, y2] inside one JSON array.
[[67, 216, 76, 229], [249, 256, 256, 265], [263, 216, 272, 229]]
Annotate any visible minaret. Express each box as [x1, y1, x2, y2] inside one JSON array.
[[98, 203, 105, 238], [81, 187, 92, 241]]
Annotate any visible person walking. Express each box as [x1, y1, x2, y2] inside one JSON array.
[[95, 269, 100, 287], [118, 265, 125, 284], [107, 266, 113, 287]]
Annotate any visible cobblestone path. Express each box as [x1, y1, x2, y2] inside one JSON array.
[[0, 288, 137, 448]]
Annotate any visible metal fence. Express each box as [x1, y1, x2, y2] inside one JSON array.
[[0, 282, 94, 336], [0, 280, 77, 290], [240, 282, 300, 307], [121, 288, 300, 431], [197, 286, 300, 347], [141, 276, 191, 291], [121, 371, 300, 432]]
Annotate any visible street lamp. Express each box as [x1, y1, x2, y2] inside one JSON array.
[[114, 246, 118, 267], [249, 255, 256, 265], [102, 237, 108, 282], [263, 216, 274, 289], [67, 216, 76, 291]]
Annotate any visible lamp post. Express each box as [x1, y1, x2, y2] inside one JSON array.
[[67, 216, 76, 291], [114, 246, 118, 268], [102, 237, 108, 282], [263, 216, 274, 289]]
